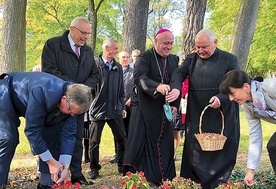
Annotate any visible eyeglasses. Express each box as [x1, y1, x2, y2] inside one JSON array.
[[73, 26, 91, 36]]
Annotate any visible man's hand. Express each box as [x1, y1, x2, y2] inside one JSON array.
[[56, 164, 70, 184], [209, 96, 221, 109], [156, 84, 170, 96], [165, 89, 180, 103], [46, 158, 69, 183]]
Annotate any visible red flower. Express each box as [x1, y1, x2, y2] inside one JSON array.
[[126, 171, 132, 177], [121, 181, 127, 187], [131, 184, 137, 189], [64, 181, 72, 187], [73, 182, 81, 189], [161, 184, 171, 189]]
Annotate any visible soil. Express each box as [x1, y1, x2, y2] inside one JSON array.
[[5, 148, 273, 189]]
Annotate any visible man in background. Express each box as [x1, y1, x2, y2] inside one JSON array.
[[110, 51, 134, 164], [88, 39, 126, 179], [129, 49, 140, 68]]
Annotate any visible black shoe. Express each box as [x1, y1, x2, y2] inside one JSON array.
[[71, 175, 93, 185], [37, 181, 55, 189], [88, 169, 99, 179], [110, 155, 118, 163]]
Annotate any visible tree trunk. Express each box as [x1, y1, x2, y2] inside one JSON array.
[[88, 0, 105, 51], [231, 0, 260, 71], [181, 0, 207, 60], [1, 0, 27, 73], [122, 0, 149, 54]]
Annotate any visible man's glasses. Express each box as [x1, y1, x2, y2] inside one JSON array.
[[73, 26, 91, 36]]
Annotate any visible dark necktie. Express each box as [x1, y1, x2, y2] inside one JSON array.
[[74, 44, 80, 58]]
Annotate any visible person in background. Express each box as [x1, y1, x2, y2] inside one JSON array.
[[129, 49, 140, 68], [88, 39, 126, 180], [167, 29, 240, 189], [41, 16, 99, 185], [83, 112, 90, 163], [110, 51, 134, 164], [0, 72, 92, 189], [123, 28, 180, 186], [219, 69, 276, 186], [173, 78, 188, 160]]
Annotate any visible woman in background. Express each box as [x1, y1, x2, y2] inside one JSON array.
[[219, 69, 276, 186]]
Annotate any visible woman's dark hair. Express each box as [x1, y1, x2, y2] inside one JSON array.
[[219, 69, 251, 94]]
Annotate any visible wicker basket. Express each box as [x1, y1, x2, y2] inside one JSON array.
[[194, 105, 227, 151]]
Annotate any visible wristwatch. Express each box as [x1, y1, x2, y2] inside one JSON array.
[[63, 164, 70, 169]]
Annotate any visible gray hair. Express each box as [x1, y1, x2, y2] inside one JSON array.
[[70, 17, 90, 27], [65, 84, 92, 113], [102, 39, 118, 50], [196, 29, 217, 42]]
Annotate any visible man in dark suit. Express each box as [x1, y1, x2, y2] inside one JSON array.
[[0, 72, 92, 189], [42, 17, 99, 185]]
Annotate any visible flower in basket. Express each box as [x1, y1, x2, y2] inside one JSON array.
[[52, 180, 81, 189], [160, 177, 201, 189], [121, 171, 150, 189]]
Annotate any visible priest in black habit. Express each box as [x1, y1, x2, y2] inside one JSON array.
[[167, 29, 240, 189], [123, 28, 180, 186]]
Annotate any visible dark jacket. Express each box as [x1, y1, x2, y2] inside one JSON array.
[[90, 55, 125, 121], [41, 30, 99, 89], [123, 65, 134, 103], [2, 72, 76, 157]]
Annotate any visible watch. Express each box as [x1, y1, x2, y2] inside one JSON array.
[[63, 164, 70, 169]]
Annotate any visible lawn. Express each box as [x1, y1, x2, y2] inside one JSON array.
[[7, 111, 275, 188]]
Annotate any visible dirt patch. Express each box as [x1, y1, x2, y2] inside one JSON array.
[[6, 150, 273, 188]]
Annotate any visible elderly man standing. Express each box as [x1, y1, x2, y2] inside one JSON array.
[[167, 29, 240, 189], [88, 39, 126, 180], [42, 17, 99, 185], [0, 72, 92, 189], [123, 29, 180, 186], [110, 51, 134, 164]]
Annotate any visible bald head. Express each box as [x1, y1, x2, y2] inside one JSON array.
[[154, 30, 174, 57], [195, 29, 217, 59]]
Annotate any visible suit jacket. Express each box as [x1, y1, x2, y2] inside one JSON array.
[[3, 72, 77, 162]]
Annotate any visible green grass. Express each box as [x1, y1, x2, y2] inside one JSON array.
[[16, 110, 274, 155], [16, 118, 115, 155]]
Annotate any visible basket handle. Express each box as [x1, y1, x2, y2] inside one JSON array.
[[198, 105, 225, 135]]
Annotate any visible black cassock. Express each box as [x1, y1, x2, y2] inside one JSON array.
[[170, 48, 240, 189], [123, 48, 179, 185]]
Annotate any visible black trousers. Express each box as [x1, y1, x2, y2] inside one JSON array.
[[89, 118, 126, 170], [267, 132, 276, 173], [113, 107, 131, 154], [70, 114, 85, 179]]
